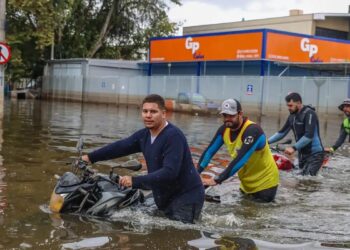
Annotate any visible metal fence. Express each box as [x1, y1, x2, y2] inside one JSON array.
[[42, 75, 350, 115]]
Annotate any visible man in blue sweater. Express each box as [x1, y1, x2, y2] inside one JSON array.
[[81, 94, 204, 223]]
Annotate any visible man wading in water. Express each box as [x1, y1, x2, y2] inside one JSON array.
[[82, 94, 204, 223], [197, 98, 279, 202], [269, 92, 324, 176]]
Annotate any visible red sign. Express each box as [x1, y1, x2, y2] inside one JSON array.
[[0, 42, 11, 64]]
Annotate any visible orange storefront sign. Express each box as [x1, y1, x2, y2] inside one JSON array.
[[266, 32, 350, 63], [150, 32, 263, 63]]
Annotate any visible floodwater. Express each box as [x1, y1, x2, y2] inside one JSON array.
[[0, 99, 349, 249]]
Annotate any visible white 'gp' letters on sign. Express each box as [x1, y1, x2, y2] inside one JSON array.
[[300, 38, 318, 58], [185, 37, 200, 54]]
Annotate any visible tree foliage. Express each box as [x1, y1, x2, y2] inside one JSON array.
[[5, 0, 180, 84]]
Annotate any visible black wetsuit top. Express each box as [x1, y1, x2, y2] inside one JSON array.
[[268, 105, 324, 158]]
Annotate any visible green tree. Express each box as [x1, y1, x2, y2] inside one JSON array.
[[6, 0, 74, 86], [6, 0, 180, 84]]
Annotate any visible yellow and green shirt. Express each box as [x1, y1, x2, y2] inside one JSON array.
[[198, 118, 279, 194]]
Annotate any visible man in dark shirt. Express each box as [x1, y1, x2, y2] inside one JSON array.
[[268, 92, 324, 176], [198, 98, 279, 203], [325, 98, 350, 153], [81, 94, 204, 223]]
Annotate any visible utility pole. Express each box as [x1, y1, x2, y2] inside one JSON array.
[[0, 0, 6, 108]]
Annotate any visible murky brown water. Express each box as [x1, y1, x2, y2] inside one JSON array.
[[0, 99, 349, 249]]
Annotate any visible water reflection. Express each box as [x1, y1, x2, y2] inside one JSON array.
[[0, 99, 350, 249], [293, 179, 323, 192], [188, 232, 272, 250], [187, 232, 350, 250]]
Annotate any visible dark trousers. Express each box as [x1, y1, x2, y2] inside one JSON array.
[[299, 151, 325, 176], [160, 186, 204, 224], [164, 202, 203, 224], [241, 185, 278, 203]]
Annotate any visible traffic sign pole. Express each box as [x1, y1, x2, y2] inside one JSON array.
[[0, 0, 6, 113]]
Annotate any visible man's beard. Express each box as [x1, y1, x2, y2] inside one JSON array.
[[225, 121, 240, 130], [289, 108, 299, 114]]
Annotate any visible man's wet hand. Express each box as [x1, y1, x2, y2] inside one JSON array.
[[81, 155, 90, 163], [202, 177, 217, 186], [119, 176, 132, 187], [324, 147, 334, 154], [284, 146, 295, 155]]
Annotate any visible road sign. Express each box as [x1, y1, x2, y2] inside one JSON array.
[[0, 42, 11, 64], [246, 84, 253, 95]]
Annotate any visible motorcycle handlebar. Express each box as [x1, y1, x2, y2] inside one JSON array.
[[270, 144, 288, 153], [72, 158, 94, 175]]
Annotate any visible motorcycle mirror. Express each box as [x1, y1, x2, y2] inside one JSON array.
[[76, 138, 84, 155], [113, 159, 142, 171]]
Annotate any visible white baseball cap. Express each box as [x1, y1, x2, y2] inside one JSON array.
[[220, 99, 242, 115]]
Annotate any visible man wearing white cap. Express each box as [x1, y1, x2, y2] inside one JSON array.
[[197, 98, 279, 202], [325, 98, 350, 153]]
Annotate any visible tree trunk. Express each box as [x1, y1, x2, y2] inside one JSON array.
[[87, 0, 118, 58]]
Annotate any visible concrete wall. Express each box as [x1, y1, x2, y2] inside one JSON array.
[[42, 75, 84, 101], [184, 15, 314, 35], [315, 17, 349, 32], [42, 74, 350, 115], [42, 59, 145, 102], [183, 14, 350, 39]]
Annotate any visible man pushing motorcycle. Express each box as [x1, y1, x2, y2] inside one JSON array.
[[268, 92, 325, 176], [197, 98, 279, 203], [82, 94, 204, 224]]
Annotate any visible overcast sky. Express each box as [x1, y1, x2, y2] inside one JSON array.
[[168, 0, 350, 34]]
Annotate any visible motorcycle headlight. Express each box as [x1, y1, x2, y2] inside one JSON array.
[[49, 192, 64, 213]]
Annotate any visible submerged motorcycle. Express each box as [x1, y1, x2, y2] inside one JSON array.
[[270, 139, 295, 171], [270, 139, 330, 170], [49, 138, 145, 217]]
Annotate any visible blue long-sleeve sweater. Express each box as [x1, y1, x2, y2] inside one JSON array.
[[88, 123, 204, 210]]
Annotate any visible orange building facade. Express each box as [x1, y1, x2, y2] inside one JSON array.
[[148, 29, 350, 76]]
